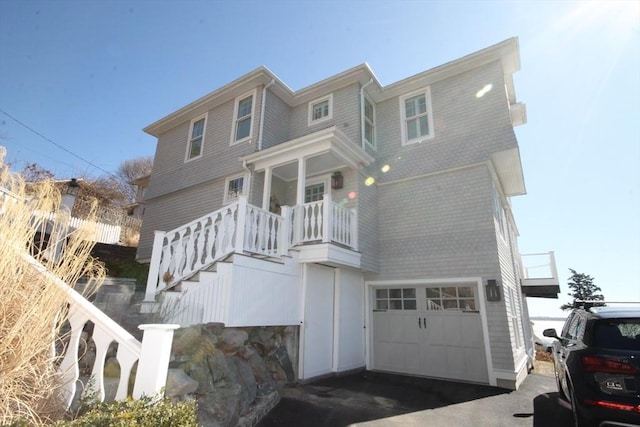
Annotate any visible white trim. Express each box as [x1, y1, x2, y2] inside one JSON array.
[[308, 93, 333, 126], [363, 95, 376, 151], [399, 87, 434, 146], [223, 173, 249, 205], [185, 113, 207, 162], [230, 88, 257, 146]]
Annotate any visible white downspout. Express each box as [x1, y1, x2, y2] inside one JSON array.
[[258, 79, 275, 151], [360, 78, 374, 150]]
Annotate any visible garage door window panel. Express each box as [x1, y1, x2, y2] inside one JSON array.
[[375, 288, 416, 310]]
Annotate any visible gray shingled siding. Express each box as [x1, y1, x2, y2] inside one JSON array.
[[289, 83, 362, 147], [357, 168, 379, 273], [262, 89, 291, 149], [137, 177, 227, 261], [375, 61, 515, 184], [146, 89, 263, 201]]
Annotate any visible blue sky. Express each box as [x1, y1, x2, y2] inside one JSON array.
[[1, 1, 638, 317]]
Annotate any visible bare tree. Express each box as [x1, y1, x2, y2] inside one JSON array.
[[115, 156, 153, 204]]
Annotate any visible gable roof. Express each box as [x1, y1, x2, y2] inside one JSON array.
[[144, 37, 521, 137]]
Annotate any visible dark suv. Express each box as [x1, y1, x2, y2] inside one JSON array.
[[544, 305, 640, 427]]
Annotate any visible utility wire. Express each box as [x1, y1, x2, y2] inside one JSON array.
[[0, 108, 117, 178]]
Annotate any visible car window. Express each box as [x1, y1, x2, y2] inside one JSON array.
[[593, 319, 640, 350], [561, 313, 575, 338], [565, 313, 584, 340]]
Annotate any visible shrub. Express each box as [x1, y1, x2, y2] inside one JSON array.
[[54, 396, 198, 427]]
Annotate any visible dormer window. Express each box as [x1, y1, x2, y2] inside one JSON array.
[[231, 90, 256, 145], [186, 114, 207, 161], [308, 94, 333, 126], [400, 87, 434, 145]]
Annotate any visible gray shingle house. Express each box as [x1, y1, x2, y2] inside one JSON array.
[[137, 37, 559, 389]]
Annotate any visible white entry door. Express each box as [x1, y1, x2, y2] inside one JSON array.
[[372, 284, 488, 383], [300, 264, 335, 379]]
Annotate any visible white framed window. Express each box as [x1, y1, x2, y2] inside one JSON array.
[[492, 182, 506, 238], [364, 96, 376, 149], [375, 288, 417, 310], [400, 87, 434, 145], [304, 176, 329, 203], [231, 89, 256, 145], [508, 287, 523, 348], [425, 286, 477, 311], [185, 113, 207, 161], [308, 94, 333, 126], [224, 174, 248, 204]]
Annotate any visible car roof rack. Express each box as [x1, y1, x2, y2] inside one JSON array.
[[573, 300, 640, 312]]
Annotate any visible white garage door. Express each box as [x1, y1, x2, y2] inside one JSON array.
[[372, 284, 488, 384]]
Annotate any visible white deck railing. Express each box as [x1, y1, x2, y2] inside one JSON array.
[[144, 194, 358, 305], [521, 251, 558, 280], [21, 253, 178, 407]]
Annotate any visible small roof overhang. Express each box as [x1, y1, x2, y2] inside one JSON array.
[[240, 126, 374, 180], [491, 147, 526, 197]]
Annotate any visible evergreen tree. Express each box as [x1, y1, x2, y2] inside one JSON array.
[[560, 268, 605, 310]]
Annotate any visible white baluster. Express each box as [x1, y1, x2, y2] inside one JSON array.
[[58, 309, 88, 408], [87, 324, 113, 402], [115, 346, 139, 400]]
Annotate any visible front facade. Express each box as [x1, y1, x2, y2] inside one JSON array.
[[137, 38, 559, 389]]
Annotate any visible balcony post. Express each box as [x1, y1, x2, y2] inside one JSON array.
[[350, 208, 358, 251], [133, 324, 180, 399], [322, 193, 332, 243], [234, 196, 248, 253], [549, 251, 558, 281], [280, 205, 291, 256], [143, 230, 165, 305]]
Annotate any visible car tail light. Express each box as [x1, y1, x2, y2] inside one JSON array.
[[581, 356, 638, 374], [583, 399, 640, 413]]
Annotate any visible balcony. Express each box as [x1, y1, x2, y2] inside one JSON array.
[[520, 251, 560, 298]]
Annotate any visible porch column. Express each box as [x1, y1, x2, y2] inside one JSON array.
[[262, 166, 272, 211], [296, 156, 306, 205]]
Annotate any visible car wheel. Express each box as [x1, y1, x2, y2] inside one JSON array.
[[568, 384, 593, 427]]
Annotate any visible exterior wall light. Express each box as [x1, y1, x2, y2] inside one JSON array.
[[331, 171, 343, 189], [486, 279, 501, 301]]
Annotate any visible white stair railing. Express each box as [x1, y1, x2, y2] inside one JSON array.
[[295, 194, 358, 249], [145, 199, 243, 302], [22, 253, 178, 407]]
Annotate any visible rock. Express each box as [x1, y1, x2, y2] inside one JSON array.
[[198, 384, 242, 427], [220, 329, 248, 355], [207, 348, 230, 383], [165, 368, 199, 398], [233, 357, 257, 412], [268, 345, 295, 382], [247, 351, 276, 394]]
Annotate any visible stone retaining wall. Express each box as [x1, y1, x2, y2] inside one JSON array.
[[166, 323, 299, 427]]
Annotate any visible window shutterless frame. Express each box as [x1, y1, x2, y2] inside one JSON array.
[[308, 93, 333, 126], [230, 89, 257, 145], [364, 95, 376, 150], [399, 87, 434, 145], [223, 174, 249, 204], [185, 113, 207, 162]]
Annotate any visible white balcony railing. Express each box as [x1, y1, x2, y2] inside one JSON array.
[[145, 194, 359, 305]]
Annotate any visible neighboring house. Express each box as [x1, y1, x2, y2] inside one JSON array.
[[137, 37, 559, 390], [126, 174, 150, 219]]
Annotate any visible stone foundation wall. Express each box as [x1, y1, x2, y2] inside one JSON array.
[[166, 323, 299, 427]]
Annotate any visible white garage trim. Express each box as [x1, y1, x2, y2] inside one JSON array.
[[365, 277, 496, 386]]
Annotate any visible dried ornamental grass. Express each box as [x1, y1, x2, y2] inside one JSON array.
[[0, 165, 105, 425]]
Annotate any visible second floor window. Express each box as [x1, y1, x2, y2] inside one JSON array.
[[186, 114, 206, 161], [308, 94, 333, 126], [232, 91, 255, 144], [364, 96, 376, 149], [400, 87, 434, 145]]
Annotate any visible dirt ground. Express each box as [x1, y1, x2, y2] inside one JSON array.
[[533, 348, 555, 377]]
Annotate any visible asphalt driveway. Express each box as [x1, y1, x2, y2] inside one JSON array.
[[257, 371, 573, 427]]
